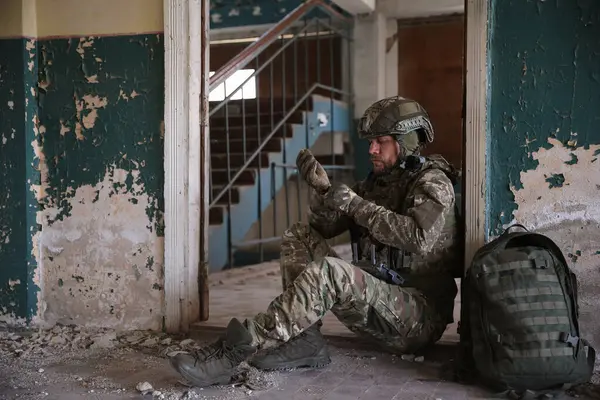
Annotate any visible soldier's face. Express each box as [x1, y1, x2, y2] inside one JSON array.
[[368, 135, 401, 174]]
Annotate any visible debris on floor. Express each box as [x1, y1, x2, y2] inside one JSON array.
[[0, 323, 283, 400], [3, 323, 600, 400], [1, 322, 450, 400]]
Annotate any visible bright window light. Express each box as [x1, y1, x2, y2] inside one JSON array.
[[209, 69, 257, 102]]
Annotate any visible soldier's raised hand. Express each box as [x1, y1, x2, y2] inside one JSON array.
[[296, 148, 331, 194], [323, 182, 358, 214]]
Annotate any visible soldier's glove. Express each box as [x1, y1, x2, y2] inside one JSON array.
[[322, 182, 361, 215], [296, 148, 331, 194]]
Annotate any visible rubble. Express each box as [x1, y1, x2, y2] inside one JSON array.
[[0, 322, 282, 399], [136, 381, 153, 394], [0, 323, 209, 361]]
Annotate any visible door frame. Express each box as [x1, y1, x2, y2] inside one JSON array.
[[462, 0, 488, 270], [163, 0, 210, 332], [161, 0, 489, 332]]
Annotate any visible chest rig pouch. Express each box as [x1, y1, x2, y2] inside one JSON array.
[[348, 155, 441, 287]]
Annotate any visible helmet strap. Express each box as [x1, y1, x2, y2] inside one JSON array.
[[395, 131, 421, 162]]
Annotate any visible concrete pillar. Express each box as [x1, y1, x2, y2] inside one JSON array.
[[352, 13, 399, 178], [352, 12, 387, 119], [385, 18, 398, 98]]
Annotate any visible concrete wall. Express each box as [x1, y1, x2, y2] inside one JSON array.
[[0, 1, 37, 324], [487, 0, 600, 346], [376, 0, 463, 19], [0, 0, 165, 329]]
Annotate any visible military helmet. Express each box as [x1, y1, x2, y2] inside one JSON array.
[[357, 96, 434, 145]]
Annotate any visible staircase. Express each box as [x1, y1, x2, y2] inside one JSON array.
[[208, 95, 351, 271], [206, 0, 354, 272]]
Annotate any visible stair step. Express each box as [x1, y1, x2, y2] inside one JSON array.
[[211, 187, 240, 205], [211, 138, 282, 154], [212, 169, 255, 186], [210, 124, 295, 141], [210, 207, 223, 225], [210, 111, 303, 128], [211, 153, 270, 170]]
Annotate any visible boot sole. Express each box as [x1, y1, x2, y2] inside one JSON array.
[[169, 357, 233, 387], [249, 355, 332, 371]]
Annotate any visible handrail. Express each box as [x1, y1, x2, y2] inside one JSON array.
[[232, 163, 355, 248], [209, 0, 351, 92], [209, 20, 316, 118], [209, 83, 351, 208], [209, 18, 351, 118]]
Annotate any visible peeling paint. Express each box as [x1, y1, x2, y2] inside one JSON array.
[[37, 166, 164, 329], [207, 0, 334, 29], [78, 94, 108, 129], [1, 33, 165, 328], [0, 37, 37, 321], [508, 138, 600, 230], [545, 173, 565, 188], [489, 0, 600, 348], [86, 74, 99, 84], [33, 34, 165, 328], [8, 279, 21, 288], [76, 37, 95, 58]]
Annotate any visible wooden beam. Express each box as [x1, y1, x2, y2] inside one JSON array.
[[198, 0, 210, 322], [463, 0, 488, 271], [163, 0, 203, 332]]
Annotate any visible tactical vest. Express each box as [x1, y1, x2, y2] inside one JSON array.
[[354, 154, 462, 276], [399, 155, 464, 279], [351, 155, 463, 321]]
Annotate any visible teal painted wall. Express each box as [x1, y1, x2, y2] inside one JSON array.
[[0, 39, 29, 321], [211, 0, 301, 28], [37, 35, 164, 229], [487, 0, 600, 236], [0, 34, 165, 329], [209, 0, 346, 29], [36, 34, 165, 329], [487, 0, 600, 344]]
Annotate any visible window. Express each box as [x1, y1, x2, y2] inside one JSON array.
[[209, 69, 257, 102]]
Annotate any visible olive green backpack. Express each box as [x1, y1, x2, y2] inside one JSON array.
[[457, 225, 596, 399]]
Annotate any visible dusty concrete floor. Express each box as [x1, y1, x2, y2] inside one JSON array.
[[2, 326, 600, 400], [2, 248, 600, 399], [0, 322, 460, 400]]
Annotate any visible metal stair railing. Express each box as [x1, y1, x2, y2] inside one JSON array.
[[209, 0, 350, 92], [208, 0, 354, 268]]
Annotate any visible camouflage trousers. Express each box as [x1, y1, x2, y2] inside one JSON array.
[[245, 223, 448, 354]]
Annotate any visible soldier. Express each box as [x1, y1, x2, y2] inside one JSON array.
[[170, 96, 463, 387]]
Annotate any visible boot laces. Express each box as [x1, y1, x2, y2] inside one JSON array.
[[192, 338, 244, 366]]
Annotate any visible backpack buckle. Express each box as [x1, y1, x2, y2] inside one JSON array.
[[560, 332, 579, 347]]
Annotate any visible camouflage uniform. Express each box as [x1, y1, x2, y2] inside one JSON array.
[[169, 96, 463, 387], [244, 154, 460, 354]]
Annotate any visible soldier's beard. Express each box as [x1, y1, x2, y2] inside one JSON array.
[[371, 158, 396, 175]]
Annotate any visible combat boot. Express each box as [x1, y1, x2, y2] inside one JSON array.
[[169, 318, 256, 387], [248, 322, 330, 371]]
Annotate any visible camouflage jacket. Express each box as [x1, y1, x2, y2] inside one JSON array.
[[308, 155, 463, 280]]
